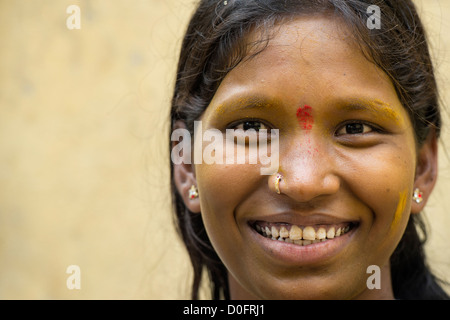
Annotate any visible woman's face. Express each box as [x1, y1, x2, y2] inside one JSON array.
[[195, 17, 417, 299]]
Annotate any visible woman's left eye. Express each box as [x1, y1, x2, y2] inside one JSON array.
[[234, 120, 269, 131], [336, 122, 375, 135]]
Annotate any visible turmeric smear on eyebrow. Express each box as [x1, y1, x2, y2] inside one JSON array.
[[372, 99, 401, 124], [391, 189, 408, 232], [348, 98, 402, 125]]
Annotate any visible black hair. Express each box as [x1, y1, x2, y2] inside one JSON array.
[[169, 0, 448, 300]]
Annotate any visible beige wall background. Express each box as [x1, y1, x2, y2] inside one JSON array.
[[0, 0, 449, 299]]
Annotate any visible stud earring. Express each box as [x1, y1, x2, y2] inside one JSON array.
[[413, 188, 423, 204], [189, 185, 199, 200]]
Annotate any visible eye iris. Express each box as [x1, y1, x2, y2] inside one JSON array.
[[243, 121, 262, 131], [346, 123, 364, 134]]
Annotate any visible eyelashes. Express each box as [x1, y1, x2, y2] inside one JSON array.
[[227, 119, 275, 145], [232, 120, 270, 132], [224, 118, 386, 149], [229, 119, 383, 136], [336, 122, 373, 136], [335, 121, 384, 137]]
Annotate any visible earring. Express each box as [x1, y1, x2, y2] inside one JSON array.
[[189, 185, 199, 200], [274, 173, 282, 195], [413, 188, 423, 204]]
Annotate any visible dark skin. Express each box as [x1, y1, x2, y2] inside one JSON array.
[[174, 16, 438, 299]]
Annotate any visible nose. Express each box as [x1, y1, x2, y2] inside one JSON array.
[[269, 136, 340, 203]]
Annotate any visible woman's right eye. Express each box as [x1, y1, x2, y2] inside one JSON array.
[[234, 120, 269, 131], [227, 119, 274, 146]]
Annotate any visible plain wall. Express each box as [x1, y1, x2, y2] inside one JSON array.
[[0, 0, 449, 299]]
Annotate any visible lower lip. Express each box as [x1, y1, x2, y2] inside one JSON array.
[[247, 223, 357, 266]]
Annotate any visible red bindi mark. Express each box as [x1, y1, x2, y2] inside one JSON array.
[[296, 105, 314, 130], [296, 105, 319, 156]]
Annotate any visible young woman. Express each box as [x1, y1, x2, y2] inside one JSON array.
[[169, 0, 449, 299]]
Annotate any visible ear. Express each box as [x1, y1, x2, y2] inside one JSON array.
[[411, 129, 438, 214], [172, 120, 201, 213]]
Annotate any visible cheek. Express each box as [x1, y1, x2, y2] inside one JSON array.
[[195, 162, 261, 261], [389, 189, 410, 234], [343, 144, 415, 242], [196, 163, 259, 211]]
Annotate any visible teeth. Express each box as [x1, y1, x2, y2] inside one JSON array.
[[280, 226, 289, 238], [302, 226, 316, 241], [316, 227, 326, 240], [327, 227, 335, 239], [271, 226, 279, 238], [289, 225, 302, 240], [255, 222, 354, 247]]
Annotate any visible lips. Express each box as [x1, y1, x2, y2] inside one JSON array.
[[245, 214, 359, 266]]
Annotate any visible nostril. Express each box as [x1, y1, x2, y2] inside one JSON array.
[[274, 173, 340, 202]]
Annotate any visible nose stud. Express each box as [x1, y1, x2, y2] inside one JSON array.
[[274, 173, 282, 195]]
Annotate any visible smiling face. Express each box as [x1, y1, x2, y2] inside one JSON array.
[[193, 16, 418, 299]]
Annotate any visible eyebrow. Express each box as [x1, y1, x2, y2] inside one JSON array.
[[215, 96, 283, 114], [337, 98, 402, 124], [214, 95, 402, 124]]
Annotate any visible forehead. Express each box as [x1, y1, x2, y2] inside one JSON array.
[[251, 15, 356, 59], [242, 16, 370, 76], [211, 16, 399, 110]]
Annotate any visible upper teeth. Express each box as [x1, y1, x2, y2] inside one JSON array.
[[254, 222, 352, 246]]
